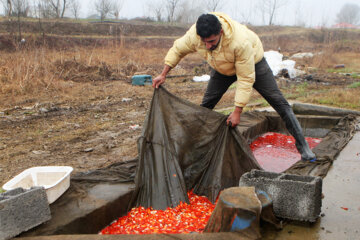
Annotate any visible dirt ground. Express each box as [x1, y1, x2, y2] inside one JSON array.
[[0, 74, 231, 185]]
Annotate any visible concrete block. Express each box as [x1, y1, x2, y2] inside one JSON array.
[[239, 169, 322, 222], [0, 187, 51, 240]]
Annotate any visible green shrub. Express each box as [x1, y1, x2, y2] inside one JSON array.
[[349, 82, 360, 88], [351, 74, 360, 79]]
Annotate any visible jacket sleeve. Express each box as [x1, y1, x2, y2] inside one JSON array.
[[234, 40, 256, 107], [164, 25, 198, 68]]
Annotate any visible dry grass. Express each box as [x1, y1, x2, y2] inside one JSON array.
[[0, 29, 359, 111], [0, 37, 206, 109], [0, 44, 170, 108], [310, 49, 360, 70], [298, 87, 360, 110], [328, 52, 360, 71]]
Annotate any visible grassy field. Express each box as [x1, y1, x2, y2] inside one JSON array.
[[1, 33, 359, 110], [0, 46, 170, 108]]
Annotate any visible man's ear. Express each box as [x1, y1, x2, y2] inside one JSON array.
[[220, 29, 224, 35]]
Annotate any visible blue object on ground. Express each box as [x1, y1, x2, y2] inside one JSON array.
[[132, 75, 152, 86]]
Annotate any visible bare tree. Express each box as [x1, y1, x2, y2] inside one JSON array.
[[257, 0, 287, 25], [0, 0, 30, 42], [12, 0, 29, 17], [35, 0, 50, 18], [94, 0, 112, 21], [40, 0, 68, 18], [233, 0, 255, 24], [165, 0, 182, 22], [145, 0, 163, 22], [0, 0, 12, 16], [112, 0, 124, 20], [153, 1, 163, 22], [33, 0, 46, 41], [203, 0, 223, 12], [13, 0, 28, 41], [69, 0, 80, 19], [336, 3, 360, 25], [177, 0, 203, 24]]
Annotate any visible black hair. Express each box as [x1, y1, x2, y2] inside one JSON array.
[[196, 14, 222, 38]]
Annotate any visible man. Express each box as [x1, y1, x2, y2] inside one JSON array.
[[152, 12, 316, 162]]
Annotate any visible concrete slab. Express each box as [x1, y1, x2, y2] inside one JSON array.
[[18, 183, 134, 237], [0, 187, 51, 240], [239, 170, 322, 222], [262, 131, 360, 239]]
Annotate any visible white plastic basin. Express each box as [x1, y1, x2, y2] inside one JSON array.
[[2, 166, 73, 204]]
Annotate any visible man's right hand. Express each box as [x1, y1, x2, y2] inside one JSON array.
[[153, 65, 172, 89], [152, 75, 166, 89]]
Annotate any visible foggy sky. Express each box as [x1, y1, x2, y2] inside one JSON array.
[[1, 0, 359, 27], [80, 0, 360, 27]]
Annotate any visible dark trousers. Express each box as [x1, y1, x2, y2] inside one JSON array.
[[200, 58, 316, 160], [200, 57, 291, 119]]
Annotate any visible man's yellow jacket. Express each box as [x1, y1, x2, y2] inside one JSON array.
[[164, 12, 264, 108]]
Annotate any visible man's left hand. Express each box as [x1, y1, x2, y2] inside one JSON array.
[[226, 107, 243, 127]]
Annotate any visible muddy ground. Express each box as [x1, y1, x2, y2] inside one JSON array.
[[0, 66, 355, 186]]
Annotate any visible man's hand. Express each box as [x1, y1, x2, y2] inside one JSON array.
[[152, 65, 172, 89], [226, 106, 243, 127], [152, 75, 166, 88]]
